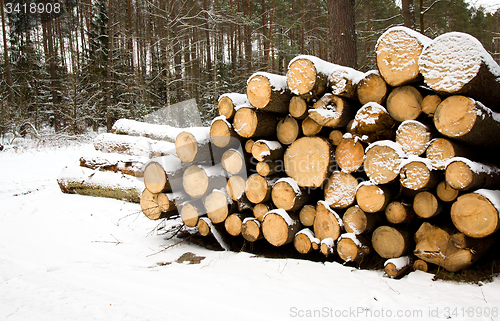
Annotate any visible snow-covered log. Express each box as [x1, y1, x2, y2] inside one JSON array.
[[308, 94, 355, 128], [336, 233, 370, 263], [241, 217, 263, 242], [395, 120, 433, 156], [328, 66, 364, 100], [79, 151, 147, 177], [342, 205, 381, 235], [57, 165, 144, 203], [384, 256, 412, 279], [271, 177, 313, 212], [262, 209, 301, 247], [286, 55, 335, 99], [204, 189, 237, 224], [251, 140, 284, 162], [218, 93, 249, 120], [182, 164, 227, 199], [246, 72, 292, 114], [111, 118, 201, 143], [451, 189, 500, 238], [349, 103, 395, 143], [419, 32, 500, 112], [313, 200, 344, 241], [445, 158, 500, 191], [175, 131, 213, 164], [364, 140, 405, 185], [376, 26, 431, 87], [140, 189, 178, 220], [371, 225, 412, 259], [94, 133, 176, 158], [356, 70, 388, 105], [324, 171, 358, 209], [294, 228, 320, 254], [334, 136, 365, 173], [233, 107, 279, 139], [245, 174, 278, 204]]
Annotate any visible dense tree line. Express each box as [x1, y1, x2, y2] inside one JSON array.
[[0, 0, 499, 137]]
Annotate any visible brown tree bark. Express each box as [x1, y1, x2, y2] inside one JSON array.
[[327, 0, 357, 69]]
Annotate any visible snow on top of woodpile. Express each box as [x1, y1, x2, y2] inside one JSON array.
[[288, 55, 338, 76], [57, 165, 144, 192], [320, 237, 335, 248], [112, 119, 210, 143], [384, 256, 411, 271], [474, 99, 500, 123], [296, 228, 320, 244], [446, 157, 500, 175], [276, 177, 302, 196], [399, 155, 434, 171], [149, 155, 183, 174], [338, 233, 369, 249], [247, 71, 289, 93], [211, 115, 232, 128], [377, 26, 432, 50], [419, 32, 500, 92], [218, 93, 249, 106], [264, 208, 297, 226], [94, 133, 176, 157], [351, 102, 388, 127], [365, 140, 406, 158], [318, 200, 344, 228], [328, 65, 365, 95], [474, 189, 500, 213]]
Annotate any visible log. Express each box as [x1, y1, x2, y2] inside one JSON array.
[[313, 200, 344, 241], [233, 107, 280, 139], [226, 175, 246, 201], [143, 156, 184, 194], [324, 171, 359, 209], [294, 228, 320, 254], [436, 181, 459, 202], [289, 96, 309, 119], [244, 139, 255, 154], [329, 130, 344, 146], [412, 259, 429, 272], [256, 160, 283, 177], [355, 182, 393, 213], [421, 94, 441, 117], [241, 218, 263, 242], [414, 222, 494, 272], [180, 201, 204, 227], [204, 189, 236, 224], [433, 95, 500, 148], [419, 32, 500, 112], [276, 115, 301, 145], [386, 85, 423, 122], [328, 66, 364, 100], [286, 55, 334, 99], [79, 152, 147, 177], [349, 103, 396, 143], [251, 140, 284, 162], [334, 136, 364, 173], [210, 116, 241, 149], [140, 189, 178, 220], [445, 157, 500, 191], [182, 164, 227, 199], [197, 217, 212, 236], [57, 165, 144, 203], [221, 148, 248, 175], [413, 191, 443, 219], [337, 233, 370, 263], [246, 72, 292, 114], [385, 200, 415, 224], [94, 133, 175, 158], [196, 217, 230, 251], [225, 213, 252, 237], [399, 157, 439, 191], [299, 205, 316, 227], [111, 118, 179, 142], [425, 138, 475, 170], [320, 238, 336, 257], [384, 256, 412, 279], [271, 177, 313, 212], [376, 26, 431, 87], [450, 189, 500, 238], [262, 209, 301, 247], [371, 225, 412, 259], [342, 205, 381, 235], [395, 120, 433, 156], [237, 194, 254, 212], [284, 136, 334, 187], [253, 202, 274, 222], [175, 131, 213, 164], [364, 140, 405, 185], [356, 70, 388, 105], [301, 116, 326, 137], [245, 174, 278, 204], [218, 93, 249, 120], [309, 94, 354, 128]]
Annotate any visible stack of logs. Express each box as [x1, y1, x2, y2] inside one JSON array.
[[61, 26, 500, 279]]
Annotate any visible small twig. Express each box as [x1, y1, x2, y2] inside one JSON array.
[[92, 234, 122, 245], [147, 235, 193, 257]]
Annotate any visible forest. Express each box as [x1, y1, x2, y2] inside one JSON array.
[[1, 0, 499, 138]]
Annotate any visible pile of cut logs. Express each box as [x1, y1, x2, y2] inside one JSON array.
[[59, 27, 500, 279]]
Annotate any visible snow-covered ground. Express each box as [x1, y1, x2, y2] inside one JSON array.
[[1, 143, 499, 321]]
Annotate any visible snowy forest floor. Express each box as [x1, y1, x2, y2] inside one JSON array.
[[1, 138, 500, 321]]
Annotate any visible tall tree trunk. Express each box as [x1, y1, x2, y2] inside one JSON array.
[[0, 0, 13, 113], [261, 0, 268, 68], [402, 0, 416, 29], [419, 0, 424, 33], [127, 0, 135, 72], [244, 0, 252, 74], [106, 0, 115, 131], [327, 0, 357, 69], [44, 15, 62, 132]]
